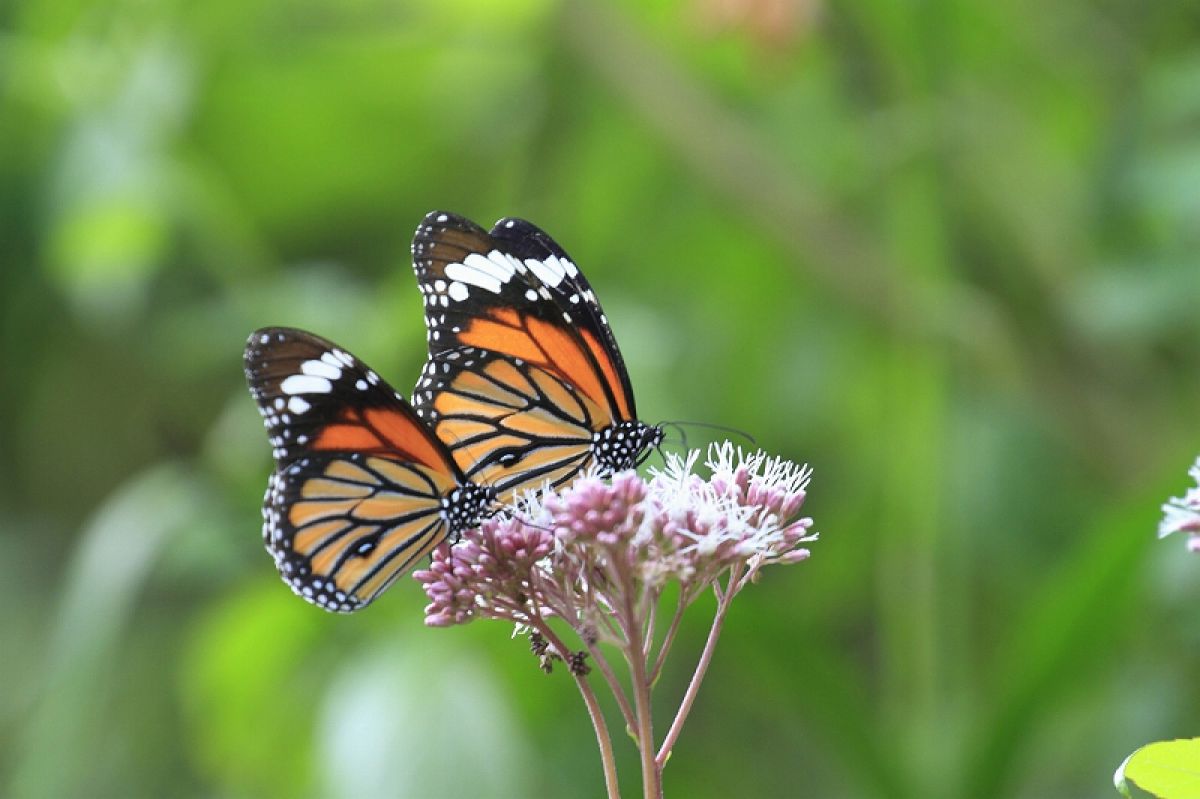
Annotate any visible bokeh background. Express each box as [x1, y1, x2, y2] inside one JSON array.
[[3, 0, 1200, 796]]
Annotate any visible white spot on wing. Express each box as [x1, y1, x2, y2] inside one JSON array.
[[464, 251, 515, 284], [447, 281, 470, 302], [525, 256, 566, 287], [484, 250, 519, 280], [288, 396, 311, 414], [281, 374, 333, 395], [524, 289, 538, 302], [445, 260, 502, 294], [301, 359, 341, 380]]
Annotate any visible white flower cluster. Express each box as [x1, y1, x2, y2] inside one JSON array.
[[1159, 456, 1200, 553]]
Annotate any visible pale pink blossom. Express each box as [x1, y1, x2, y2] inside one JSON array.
[[1159, 456, 1200, 553]]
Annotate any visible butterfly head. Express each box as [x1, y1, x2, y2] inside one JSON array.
[[441, 482, 497, 542], [593, 421, 666, 474]]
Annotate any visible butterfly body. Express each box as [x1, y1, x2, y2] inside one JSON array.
[[245, 327, 494, 612], [410, 212, 664, 501]]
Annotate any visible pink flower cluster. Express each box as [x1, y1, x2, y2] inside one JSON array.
[[415, 509, 557, 627], [1160, 456, 1200, 553], [415, 443, 816, 628]]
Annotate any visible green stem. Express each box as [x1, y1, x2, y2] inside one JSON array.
[[531, 619, 621, 799], [656, 569, 737, 767], [616, 561, 661, 799]]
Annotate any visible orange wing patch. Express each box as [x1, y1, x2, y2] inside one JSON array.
[[311, 407, 451, 473], [501, 405, 590, 440], [481, 359, 538, 398], [457, 311, 614, 416], [351, 491, 437, 521], [301, 478, 374, 500], [293, 518, 351, 553], [458, 318, 543, 363], [527, 367, 588, 422], [581, 329, 632, 420], [444, 368, 528, 408], [312, 421, 384, 453], [525, 318, 609, 412], [364, 408, 449, 471], [366, 456, 455, 495], [434, 389, 520, 421], [289, 498, 359, 528]]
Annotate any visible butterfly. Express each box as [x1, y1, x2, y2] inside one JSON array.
[[409, 211, 664, 503], [244, 327, 494, 612]]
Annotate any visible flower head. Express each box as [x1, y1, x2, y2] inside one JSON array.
[[416, 442, 816, 628], [1159, 456, 1200, 553]]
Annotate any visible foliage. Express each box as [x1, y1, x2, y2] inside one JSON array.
[[1116, 738, 1200, 799], [3, 0, 1200, 796]]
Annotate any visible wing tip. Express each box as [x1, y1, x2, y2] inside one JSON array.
[[416, 210, 483, 234]]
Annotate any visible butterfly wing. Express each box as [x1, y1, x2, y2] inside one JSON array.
[[410, 213, 657, 499], [489, 215, 637, 420], [244, 327, 470, 612], [415, 348, 608, 500], [411, 211, 637, 421]]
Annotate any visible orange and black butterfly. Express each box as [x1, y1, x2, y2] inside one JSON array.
[[410, 211, 664, 502], [244, 327, 494, 612]]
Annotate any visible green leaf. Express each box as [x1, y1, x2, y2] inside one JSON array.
[[1116, 739, 1200, 799]]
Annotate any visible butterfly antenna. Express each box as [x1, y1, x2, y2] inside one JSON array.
[[680, 422, 692, 451], [658, 420, 757, 449]]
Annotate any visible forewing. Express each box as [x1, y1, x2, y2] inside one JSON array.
[[244, 326, 460, 474], [411, 212, 546, 358], [411, 211, 636, 420], [490, 215, 637, 419]]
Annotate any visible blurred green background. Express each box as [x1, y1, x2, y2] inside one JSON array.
[[3, 0, 1200, 796]]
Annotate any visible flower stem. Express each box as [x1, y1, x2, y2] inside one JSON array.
[[583, 636, 639, 733], [615, 563, 662, 799], [648, 591, 687, 684], [533, 619, 621, 799], [642, 589, 659, 662], [655, 568, 739, 767], [536, 587, 638, 734]]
